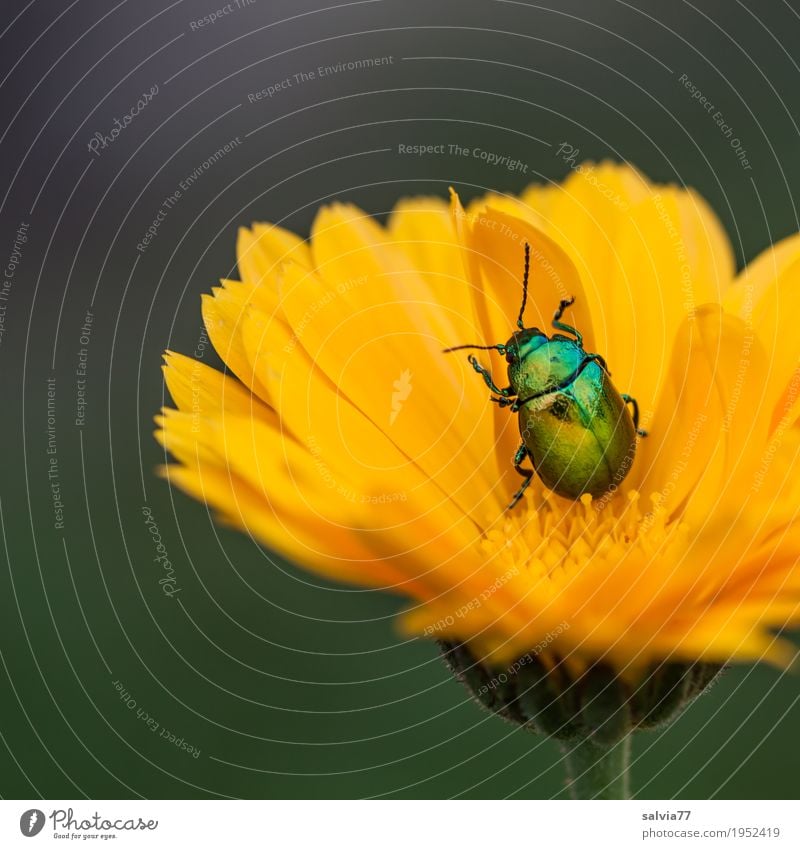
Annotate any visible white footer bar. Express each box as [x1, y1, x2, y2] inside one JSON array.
[[2, 799, 795, 848]]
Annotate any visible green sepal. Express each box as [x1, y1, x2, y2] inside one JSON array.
[[439, 641, 724, 741], [578, 665, 632, 745], [439, 641, 528, 726], [516, 656, 582, 740]]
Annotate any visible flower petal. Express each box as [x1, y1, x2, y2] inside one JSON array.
[[156, 408, 433, 592], [201, 289, 272, 403], [474, 165, 735, 418], [455, 199, 598, 498], [637, 304, 771, 523], [161, 350, 275, 423], [465, 204, 597, 351], [724, 232, 800, 421], [274, 204, 507, 519]]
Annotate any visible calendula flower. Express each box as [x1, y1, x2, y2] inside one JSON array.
[[156, 163, 800, 797]]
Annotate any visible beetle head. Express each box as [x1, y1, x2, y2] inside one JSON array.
[[503, 327, 548, 363]]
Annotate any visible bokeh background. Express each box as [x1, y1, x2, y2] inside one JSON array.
[[1, 0, 799, 799]]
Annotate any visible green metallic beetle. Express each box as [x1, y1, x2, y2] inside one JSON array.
[[445, 243, 646, 509]]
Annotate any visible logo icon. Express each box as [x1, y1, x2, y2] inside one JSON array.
[[19, 809, 45, 837], [389, 369, 413, 425]]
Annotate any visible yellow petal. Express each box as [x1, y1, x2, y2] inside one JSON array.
[[157, 409, 437, 592], [466, 204, 596, 351], [387, 197, 463, 284], [236, 223, 310, 286], [725, 232, 800, 419], [638, 304, 771, 521], [161, 350, 275, 423], [600, 189, 733, 417], [456, 201, 599, 497], [484, 164, 735, 418], [201, 289, 272, 403], [280, 206, 506, 519]]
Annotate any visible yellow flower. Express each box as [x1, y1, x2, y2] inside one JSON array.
[[156, 162, 800, 683]]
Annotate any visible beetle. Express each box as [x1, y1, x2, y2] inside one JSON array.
[[445, 243, 646, 509]]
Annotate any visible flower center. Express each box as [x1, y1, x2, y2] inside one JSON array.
[[480, 490, 690, 584]]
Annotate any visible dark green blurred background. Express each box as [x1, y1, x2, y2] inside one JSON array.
[[1, 0, 798, 799]]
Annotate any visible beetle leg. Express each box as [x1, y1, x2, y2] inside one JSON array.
[[622, 393, 648, 437], [467, 355, 512, 397], [508, 443, 535, 510], [585, 352, 610, 374], [490, 395, 516, 408], [552, 296, 583, 346]]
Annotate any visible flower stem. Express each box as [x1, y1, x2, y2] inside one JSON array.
[[559, 734, 631, 799]]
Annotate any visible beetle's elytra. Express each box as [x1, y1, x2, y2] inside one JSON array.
[[445, 243, 646, 510]]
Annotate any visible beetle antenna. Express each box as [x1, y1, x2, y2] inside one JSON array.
[[442, 343, 506, 354], [517, 242, 530, 330]]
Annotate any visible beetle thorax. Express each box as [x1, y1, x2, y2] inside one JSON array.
[[507, 336, 586, 399]]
